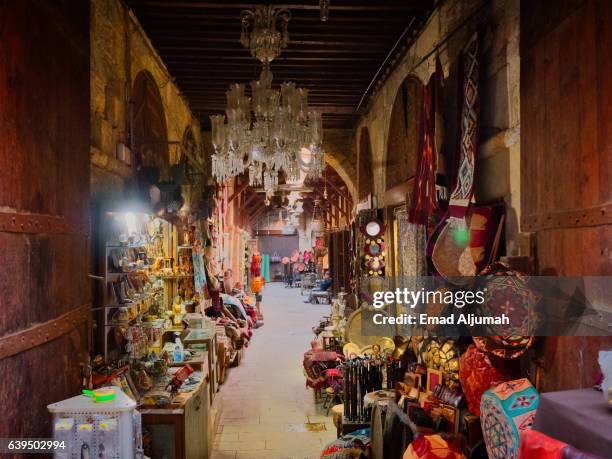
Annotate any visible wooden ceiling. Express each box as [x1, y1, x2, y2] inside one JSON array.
[[127, 0, 434, 129], [229, 164, 352, 227]]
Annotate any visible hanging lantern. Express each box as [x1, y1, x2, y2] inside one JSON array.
[[311, 198, 325, 232]]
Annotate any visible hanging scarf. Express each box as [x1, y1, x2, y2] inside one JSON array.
[[409, 72, 438, 224]]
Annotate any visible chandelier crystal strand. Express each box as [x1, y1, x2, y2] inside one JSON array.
[[210, 5, 323, 188]]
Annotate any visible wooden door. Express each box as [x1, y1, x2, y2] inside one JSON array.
[[520, 0, 612, 391], [329, 230, 350, 294], [0, 0, 90, 440]]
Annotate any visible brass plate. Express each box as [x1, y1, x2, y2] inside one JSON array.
[[342, 342, 360, 358], [377, 337, 396, 353], [344, 307, 389, 348]]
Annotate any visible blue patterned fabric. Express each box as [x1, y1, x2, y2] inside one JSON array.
[[480, 378, 539, 459]]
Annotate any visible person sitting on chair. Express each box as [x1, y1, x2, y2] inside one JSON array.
[[305, 270, 332, 303]]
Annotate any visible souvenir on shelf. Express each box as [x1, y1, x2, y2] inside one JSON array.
[[480, 378, 539, 459]]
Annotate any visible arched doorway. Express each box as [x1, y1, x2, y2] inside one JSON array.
[[358, 127, 373, 201], [132, 70, 170, 180], [385, 76, 423, 191]]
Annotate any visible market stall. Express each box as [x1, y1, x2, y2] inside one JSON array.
[[306, 29, 612, 459]]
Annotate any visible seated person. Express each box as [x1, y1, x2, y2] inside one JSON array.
[[223, 269, 234, 294], [305, 270, 332, 303]]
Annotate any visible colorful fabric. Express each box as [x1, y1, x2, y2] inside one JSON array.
[[459, 344, 513, 416], [261, 253, 271, 282], [519, 429, 566, 459], [480, 378, 539, 459], [409, 74, 438, 224], [321, 428, 371, 458], [403, 434, 465, 459], [449, 32, 479, 219], [396, 207, 427, 279]]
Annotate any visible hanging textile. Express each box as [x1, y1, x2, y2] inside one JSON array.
[[395, 207, 426, 279], [448, 32, 479, 216], [192, 250, 207, 295], [434, 57, 449, 205], [409, 73, 437, 224], [430, 32, 480, 279], [395, 206, 426, 336], [261, 253, 271, 283]]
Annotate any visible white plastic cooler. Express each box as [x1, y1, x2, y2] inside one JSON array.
[[48, 387, 141, 458]]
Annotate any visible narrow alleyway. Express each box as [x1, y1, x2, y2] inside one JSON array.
[[211, 282, 336, 459]]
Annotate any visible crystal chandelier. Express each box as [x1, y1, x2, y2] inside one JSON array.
[[210, 5, 324, 192], [240, 5, 290, 64]]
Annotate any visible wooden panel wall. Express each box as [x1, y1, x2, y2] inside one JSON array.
[[0, 0, 91, 440], [520, 0, 612, 392]]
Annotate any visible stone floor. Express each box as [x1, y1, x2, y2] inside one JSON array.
[[211, 282, 337, 459]]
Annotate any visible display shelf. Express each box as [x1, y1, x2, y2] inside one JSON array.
[[106, 267, 151, 277], [105, 243, 149, 249], [158, 274, 193, 280]]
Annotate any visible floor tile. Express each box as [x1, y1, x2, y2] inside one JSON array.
[[211, 283, 336, 458]]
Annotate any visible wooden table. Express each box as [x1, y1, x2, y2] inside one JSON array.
[[533, 388, 612, 458], [141, 374, 213, 459], [184, 328, 218, 404]]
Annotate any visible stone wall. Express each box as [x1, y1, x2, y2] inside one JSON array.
[[323, 129, 358, 202], [355, 0, 525, 255], [90, 0, 208, 203]]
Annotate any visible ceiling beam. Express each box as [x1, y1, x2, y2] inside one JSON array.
[[310, 188, 347, 218], [135, 12, 423, 23], [243, 192, 259, 207], [247, 196, 267, 216], [157, 47, 387, 56], [228, 179, 249, 203], [128, 1, 433, 12], [249, 203, 270, 223], [143, 32, 400, 41], [155, 54, 381, 62], [139, 21, 415, 35]]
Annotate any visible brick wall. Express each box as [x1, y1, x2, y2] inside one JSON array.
[[90, 0, 210, 203]]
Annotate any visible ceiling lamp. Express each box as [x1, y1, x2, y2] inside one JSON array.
[[210, 5, 324, 192], [311, 199, 325, 233], [240, 5, 290, 64], [320, 0, 331, 22]]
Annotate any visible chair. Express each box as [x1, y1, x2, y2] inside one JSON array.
[[300, 273, 316, 295], [312, 290, 332, 304]]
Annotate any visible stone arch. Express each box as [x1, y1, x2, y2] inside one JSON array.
[[324, 153, 357, 203], [384, 75, 423, 191], [132, 70, 170, 180], [358, 127, 374, 201], [320, 129, 357, 202], [181, 126, 197, 161]]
